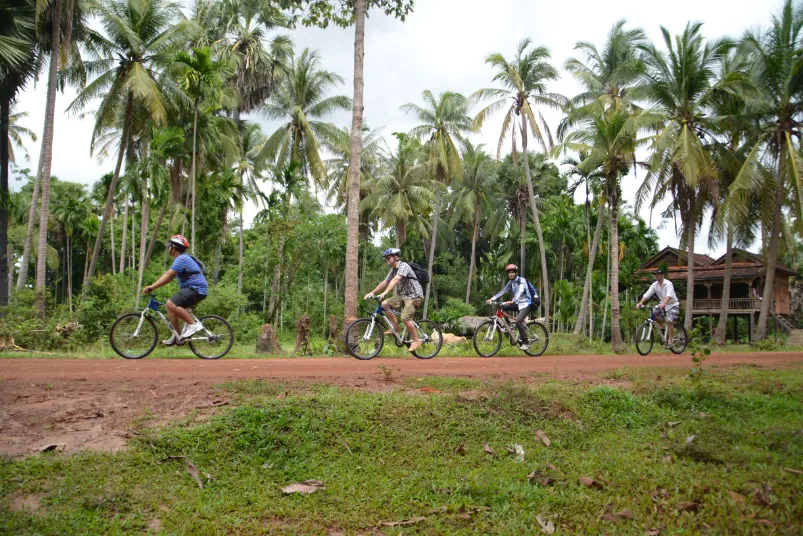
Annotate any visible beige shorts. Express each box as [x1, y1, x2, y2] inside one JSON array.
[[383, 296, 422, 321]]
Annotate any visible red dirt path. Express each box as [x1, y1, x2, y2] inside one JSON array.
[[1, 352, 800, 457]]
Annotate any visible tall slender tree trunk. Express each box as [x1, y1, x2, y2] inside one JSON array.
[[342, 0, 367, 333], [519, 212, 526, 277], [16, 159, 42, 289], [190, 100, 198, 255], [86, 93, 134, 286], [756, 146, 786, 340], [0, 97, 9, 306], [110, 205, 116, 274], [609, 180, 624, 351], [713, 223, 733, 344], [602, 218, 611, 339], [466, 202, 481, 303], [520, 116, 549, 328], [119, 199, 129, 273], [135, 177, 149, 307], [35, 0, 63, 314], [268, 234, 285, 323], [144, 202, 166, 269], [214, 214, 226, 284], [684, 193, 696, 331], [323, 267, 329, 336], [574, 201, 605, 335], [237, 208, 244, 293], [67, 236, 72, 312], [83, 243, 89, 284], [424, 187, 441, 318]]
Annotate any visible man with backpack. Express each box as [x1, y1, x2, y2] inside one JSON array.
[[486, 264, 538, 351], [142, 235, 209, 345], [364, 248, 426, 353]]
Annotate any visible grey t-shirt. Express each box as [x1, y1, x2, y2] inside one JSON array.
[[385, 261, 424, 299]]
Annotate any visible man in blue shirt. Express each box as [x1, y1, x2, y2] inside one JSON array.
[[142, 235, 209, 345], [487, 264, 534, 351]]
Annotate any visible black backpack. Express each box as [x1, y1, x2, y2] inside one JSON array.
[[183, 254, 207, 277], [407, 262, 430, 285]]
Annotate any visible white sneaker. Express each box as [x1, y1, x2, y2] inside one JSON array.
[[181, 322, 204, 339], [162, 334, 178, 346], [520, 343, 530, 351]]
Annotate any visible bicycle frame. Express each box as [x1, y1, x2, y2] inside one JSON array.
[[358, 298, 422, 344], [640, 307, 669, 342], [132, 296, 209, 341], [482, 303, 519, 344]]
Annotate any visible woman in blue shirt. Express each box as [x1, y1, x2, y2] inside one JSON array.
[[142, 235, 208, 345]]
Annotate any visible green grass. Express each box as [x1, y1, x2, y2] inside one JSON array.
[[3, 332, 801, 359], [2, 367, 802, 534]]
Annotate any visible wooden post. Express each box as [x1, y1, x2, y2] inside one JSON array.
[[749, 312, 754, 345], [709, 313, 713, 339]]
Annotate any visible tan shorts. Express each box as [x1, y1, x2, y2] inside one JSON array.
[[383, 296, 422, 321]]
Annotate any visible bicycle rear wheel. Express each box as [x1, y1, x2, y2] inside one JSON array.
[[346, 318, 384, 360], [410, 320, 443, 359], [110, 313, 158, 359], [670, 323, 688, 354], [523, 322, 549, 356], [635, 323, 654, 356], [189, 315, 234, 359], [473, 320, 502, 357]]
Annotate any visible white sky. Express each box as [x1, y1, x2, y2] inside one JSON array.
[[13, 0, 778, 257]]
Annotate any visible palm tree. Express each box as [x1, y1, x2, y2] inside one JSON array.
[[69, 0, 194, 285], [173, 46, 228, 255], [732, 0, 803, 340], [325, 125, 384, 212], [401, 90, 473, 317], [450, 141, 499, 303], [258, 48, 352, 188], [208, 169, 244, 284], [636, 22, 733, 332], [7, 106, 36, 164], [51, 191, 89, 311], [361, 132, 433, 249], [234, 121, 266, 293], [563, 98, 659, 350], [472, 38, 566, 327]]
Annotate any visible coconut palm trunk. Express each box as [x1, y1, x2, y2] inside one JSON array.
[[519, 213, 526, 276], [0, 98, 9, 306], [237, 208, 244, 293], [190, 99, 198, 255], [756, 147, 785, 340], [608, 180, 624, 351], [684, 194, 696, 331], [85, 93, 134, 285], [465, 201, 481, 303], [520, 114, 550, 327], [574, 202, 605, 335], [119, 199, 129, 272], [135, 176, 149, 307], [16, 159, 41, 289], [423, 187, 441, 318], [35, 0, 63, 314], [713, 224, 733, 344], [66, 236, 72, 312], [110, 206, 116, 273], [144, 202, 166, 269], [342, 0, 367, 331]]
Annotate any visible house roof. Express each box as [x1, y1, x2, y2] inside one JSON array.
[[640, 246, 716, 270], [638, 247, 799, 282]]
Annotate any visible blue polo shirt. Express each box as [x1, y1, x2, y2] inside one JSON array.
[[170, 254, 209, 296]]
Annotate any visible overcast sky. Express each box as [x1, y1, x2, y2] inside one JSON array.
[[13, 0, 778, 257]]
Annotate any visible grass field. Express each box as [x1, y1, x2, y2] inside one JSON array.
[[2, 365, 802, 534]]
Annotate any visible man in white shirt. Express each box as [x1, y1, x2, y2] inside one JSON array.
[[636, 269, 680, 349]]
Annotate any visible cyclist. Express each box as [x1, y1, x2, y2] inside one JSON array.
[[363, 248, 423, 353], [486, 264, 533, 351], [142, 235, 208, 345], [636, 269, 679, 349]]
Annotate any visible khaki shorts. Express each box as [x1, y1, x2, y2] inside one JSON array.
[[383, 295, 422, 321]]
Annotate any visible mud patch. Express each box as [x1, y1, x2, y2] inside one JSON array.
[[9, 493, 43, 513]]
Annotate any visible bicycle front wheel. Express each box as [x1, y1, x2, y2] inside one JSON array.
[[523, 322, 549, 357], [635, 323, 654, 356], [346, 318, 384, 360], [473, 320, 502, 357], [110, 313, 158, 359], [411, 320, 443, 359], [189, 315, 234, 359], [670, 323, 688, 354]]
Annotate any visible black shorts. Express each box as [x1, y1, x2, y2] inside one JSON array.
[[169, 288, 206, 309]]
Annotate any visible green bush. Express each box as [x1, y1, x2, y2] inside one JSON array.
[[76, 273, 136, 343], [0, 290, 82, 350], [434, 297, 476, 329]]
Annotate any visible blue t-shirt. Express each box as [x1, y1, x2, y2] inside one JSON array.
[[170, 254, 209, 296]]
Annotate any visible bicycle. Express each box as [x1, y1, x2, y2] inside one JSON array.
[[472, 301, 549, 357], [634, 305, 688, 356], [109, 294, 234, 359], [345, 297, 443, 360]]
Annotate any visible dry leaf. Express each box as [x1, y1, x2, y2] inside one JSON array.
[[645, 529, 661, 536], [535, 430, 551, 447], [728, 491, 745, 504], [782, 467, 803, 475], [504, 446, 515, 454], [379, 517, 426, 527], [667, 421, 681, 428], [685, 435, 696, 445], [457, 504, 471, 520], [455, 445, 467, 455], [661, 455, 672, 463], [595, 474, 611, 485], [616, 509, 634, 520], [536, 514, 555, 534], [752, 484, 773, 507], [427, 506, 448, 514], [281, 480, 325, 495], [420, 387, 441, 393], [754, 519, 774, 526], [677, 501, 699, 512], [600, 513, 619, 523], [483, 443, 497, 457], [185, 460, 203, 488], [698, 411, 709, 418], [547, 463, 557, 471], [276, 392, 287, 400], [579, 476, 602, 489]]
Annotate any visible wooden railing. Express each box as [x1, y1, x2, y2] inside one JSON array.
[[679, 298, 761, 311]]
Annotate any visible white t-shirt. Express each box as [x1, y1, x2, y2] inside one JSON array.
[[643, 279, 679, 308]]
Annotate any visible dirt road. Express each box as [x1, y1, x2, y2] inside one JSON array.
[[1, 352, 800, 457]]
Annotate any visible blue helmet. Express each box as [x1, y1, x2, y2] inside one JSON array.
[[383, 248, 401, 258]]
